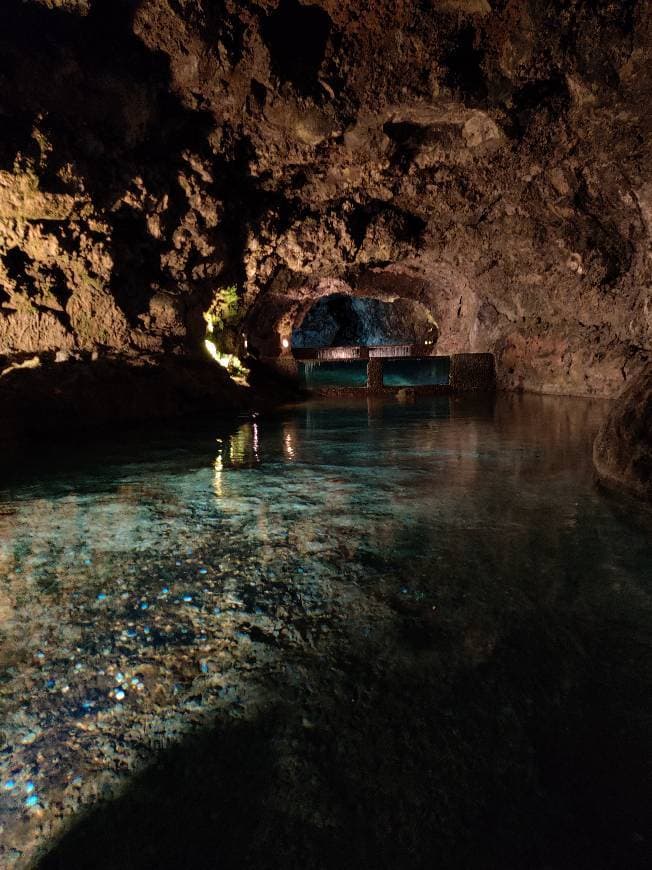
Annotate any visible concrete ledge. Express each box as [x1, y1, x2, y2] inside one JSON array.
[[262, 352, 496, 394]]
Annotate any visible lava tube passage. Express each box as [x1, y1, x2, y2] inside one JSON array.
[[1, 3, 650, 869], [291, 294, 444, 389]]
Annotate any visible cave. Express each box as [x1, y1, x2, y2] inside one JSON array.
[[288, 294, 452, 390], [0, 2, 651, 869]]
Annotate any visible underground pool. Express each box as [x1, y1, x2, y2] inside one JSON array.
[[0, 395, 650, 869]]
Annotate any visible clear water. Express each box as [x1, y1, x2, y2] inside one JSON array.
[[0, 396, 650, 869], [299, 359, 368, 387], [382, 356, 450, 386], [299, 356, 451, 388]]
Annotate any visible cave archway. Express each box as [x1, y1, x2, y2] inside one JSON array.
[[243, 275, 449, 360], [291, 293, 438, 351]]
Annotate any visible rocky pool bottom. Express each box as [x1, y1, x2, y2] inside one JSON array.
[[0, 395, 650, 869]]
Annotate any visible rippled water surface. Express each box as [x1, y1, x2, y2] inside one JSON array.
[[0, 395, 650, 869]]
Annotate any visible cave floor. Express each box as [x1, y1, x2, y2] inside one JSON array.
[[0, 395, 650, 869]]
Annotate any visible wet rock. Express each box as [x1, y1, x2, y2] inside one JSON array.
[[0, 355, 250, 446], [593, 363, 652, 501]]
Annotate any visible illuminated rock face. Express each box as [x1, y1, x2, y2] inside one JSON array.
[[0, 0, 650, 396]]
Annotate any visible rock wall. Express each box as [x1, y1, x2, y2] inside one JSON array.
[[1, 0, 651, 397], [593, 362, 652, 500], [449, 353, 496, 391]]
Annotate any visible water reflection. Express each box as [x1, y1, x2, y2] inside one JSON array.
[[223, 420, 262, 469], [282, 423, 297, 462], [0, 395, 650, 868]]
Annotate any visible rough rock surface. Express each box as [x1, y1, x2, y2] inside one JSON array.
[[0, 356, 250, 448], [291, 294, 437, 347], [593, 363, 652, 500], [0, 0, 651, 398]]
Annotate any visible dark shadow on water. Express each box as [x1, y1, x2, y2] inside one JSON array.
[[39, 596, 650, 870]]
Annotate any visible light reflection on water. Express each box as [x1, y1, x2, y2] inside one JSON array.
[[0, 395, 650, 868]]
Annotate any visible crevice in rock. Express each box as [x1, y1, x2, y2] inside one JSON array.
[[109, 207, 165, 325], [441, 22, 487, 104], [47, 264, 73, 313], [571, 180, 635, 288], [249, 79, 268, 111], [507, 74, 571, 139], [0, 110, 36, 171], [346, 202, 426, 252], [383, 122, 430, 146], [261, 0, 332, 96], [3, 247, 33, 291], [383, 121, 432, 170]]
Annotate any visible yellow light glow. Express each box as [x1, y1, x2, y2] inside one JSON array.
[[284, 431, 295, 460], [204, 339, 248, 379], [202, 287, 249, 383], [205, 338, 219, 361], [282, 338, 289, 349], [253, 422, 260, 462], [213, 452, 224, 497]]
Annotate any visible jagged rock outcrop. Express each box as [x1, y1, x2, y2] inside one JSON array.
[[0, 0, 651, 399], [593, 363, 652, 500], [0, 355, 250, 448]]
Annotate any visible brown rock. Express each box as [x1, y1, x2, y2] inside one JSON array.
[[593, 364, 652, 501]]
